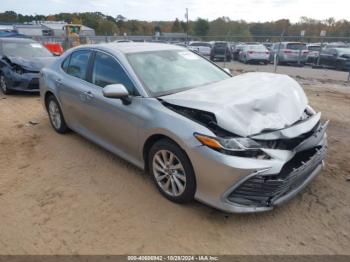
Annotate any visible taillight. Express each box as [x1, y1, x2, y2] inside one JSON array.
[[284, 50, 292, 54], [248, 51, 254, 54], [266, 51, 270, 54]]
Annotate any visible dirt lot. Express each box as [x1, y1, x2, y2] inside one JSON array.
[[0, 67, 350, 255]]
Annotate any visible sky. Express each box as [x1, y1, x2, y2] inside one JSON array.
[[1, 0, 349, 22]]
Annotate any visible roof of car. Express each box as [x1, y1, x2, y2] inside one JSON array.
[[334, 48, 350, 53], [0, 37, 36, 43], [95, 42, 184, 54]]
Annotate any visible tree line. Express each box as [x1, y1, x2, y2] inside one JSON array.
[[1, 11, 349, 40]]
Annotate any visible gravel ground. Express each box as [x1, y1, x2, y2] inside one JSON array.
[[0, 66, 349, 255]]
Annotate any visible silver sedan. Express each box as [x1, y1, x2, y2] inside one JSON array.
[[40, 43, 327, 213]]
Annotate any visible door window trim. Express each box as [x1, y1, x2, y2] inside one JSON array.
[[88, 49, 140, 96], [61, 49, 94, 81]]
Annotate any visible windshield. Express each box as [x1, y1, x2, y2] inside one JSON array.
[[2, 41, 52, 58], [214, 42, 228, 48], [190, 42, 212, 48], [245, 45, 267, 51], [286, 43, 307, 50], [127, 50, 230, 96]]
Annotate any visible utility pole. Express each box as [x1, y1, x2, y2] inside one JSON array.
[[185, 8, 189, 44], [274, 29, 285, 73]]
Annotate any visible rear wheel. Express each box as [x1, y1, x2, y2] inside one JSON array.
[[149, 139, 196, 203], [335, 61, 343, 71], [46, 95, 69, 134], [0, 73, 11, 95]]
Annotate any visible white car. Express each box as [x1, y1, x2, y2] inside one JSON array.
[[239, 44, 270, 64], [188, 42, 212, 56]]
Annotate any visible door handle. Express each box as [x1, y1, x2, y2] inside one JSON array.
[[84, 91, 94, 100], [55, 78, 62, 86]]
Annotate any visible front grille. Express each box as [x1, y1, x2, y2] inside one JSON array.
[[28, 78, 39, 90], [227, 145, 326, 207]]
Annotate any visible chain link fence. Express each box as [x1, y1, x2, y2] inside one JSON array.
[[31, 34, 350, 51]]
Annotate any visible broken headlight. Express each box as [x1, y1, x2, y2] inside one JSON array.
[[194, 133, 270, 159], [13, 65, 25, 74]]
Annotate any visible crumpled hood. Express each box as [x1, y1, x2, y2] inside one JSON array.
[[161, 72, 308, 137], [6, 56, 56, 72]]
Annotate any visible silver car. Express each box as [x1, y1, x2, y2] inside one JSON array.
[[270, 42, 309, 64], [239, 44, 270, 64], [40, 43, 328, 213], [188, 42, 212, 56]]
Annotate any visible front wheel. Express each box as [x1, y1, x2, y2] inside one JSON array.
[[0, 73, 11, 95], [46, 95, 70, 134], [149, 139, 196, 203]]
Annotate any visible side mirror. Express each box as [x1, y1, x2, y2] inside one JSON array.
[[103, 84, 131, 105]]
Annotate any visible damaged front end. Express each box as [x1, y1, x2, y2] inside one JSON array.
[[162, 101, 328, 212], [0, 56, 52, 92]]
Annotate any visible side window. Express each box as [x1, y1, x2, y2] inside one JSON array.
[[61, 55, 70, 72], [91, 52, 136, 94], [66, 50, 92, 80]]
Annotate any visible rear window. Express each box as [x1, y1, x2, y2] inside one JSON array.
[[308, 46, 320, 51], [214, 43, 227, 48], [286, 43, 307, 50], [66, 50, 92, 80], [246, 45, 267, 51], [190, 42, 211, 48]]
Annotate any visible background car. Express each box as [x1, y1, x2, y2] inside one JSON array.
[[0, 37, 54, 94], [188, 41, 212, 56], [262, 42, 273, 50], [269, 42, 309, 65], [323, 42, 349, 49], [306, 44, 321, 64], [210, 41, 232, 61], [318, 48, 350, 71], [239, 44, 270, 64], [232, 44, 244, 61]]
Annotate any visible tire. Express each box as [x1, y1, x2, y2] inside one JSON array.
[[46, 95, 70, 134], [0, 72, 11, 95], [335, 61, 343, 71], [244, 56, 248, 64], [149, 138, 196, 204]]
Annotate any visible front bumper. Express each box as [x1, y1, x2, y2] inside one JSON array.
[[5, 71, 40, 92], [190, 120, 328, 213]]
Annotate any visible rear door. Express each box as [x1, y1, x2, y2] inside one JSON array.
[[57, 49, 93, 130]]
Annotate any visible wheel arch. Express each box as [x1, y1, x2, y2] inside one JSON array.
[[44, 91, 55, 111], [142, 134, 193, 175]]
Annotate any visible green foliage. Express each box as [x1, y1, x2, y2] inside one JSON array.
[[1, 10, 350, 39], [194, 18, 209, 36], [171, 18, 182, 32]]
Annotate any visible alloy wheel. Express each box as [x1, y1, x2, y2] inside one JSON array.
[[48, 100, 62, 130], [152, 150, 187, 197]]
